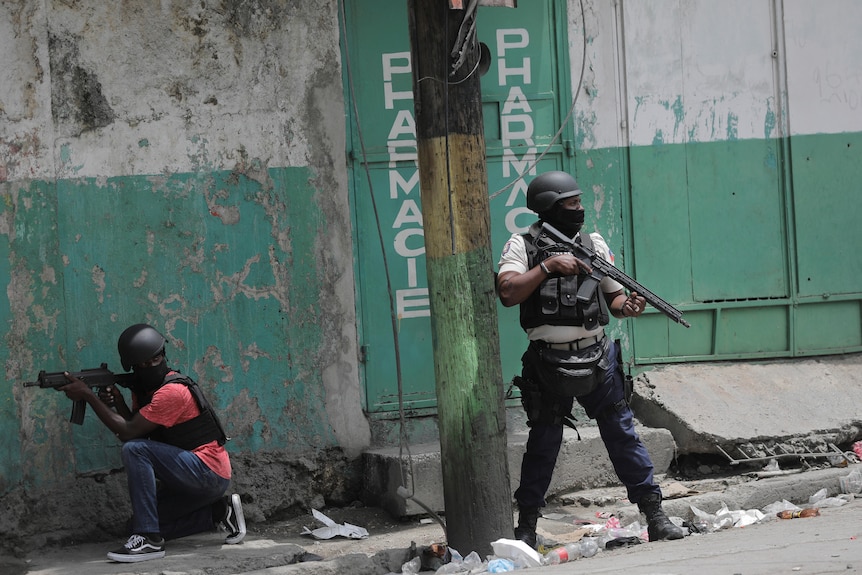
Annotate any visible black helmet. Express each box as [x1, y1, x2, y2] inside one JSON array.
[[526, 171, 582, 214], [118, 324, 166, 371]]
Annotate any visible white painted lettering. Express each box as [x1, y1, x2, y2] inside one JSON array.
[[397, 288, 430, 319], [501, 114, 535, 146], [387, 110, 417, 139], [393, 228, 426, 258], [496, 29, 535, 235], [496, 29, 529, 54], [501, 86, 532, 115], [406, 258, 419, 288], [498, 57, 532, 84], [382, 52, 413, 109], [387, 140, 418, 168], [392, 199, 424, 228], [502, 148, 538, 180], [389, 170, 420, 200]]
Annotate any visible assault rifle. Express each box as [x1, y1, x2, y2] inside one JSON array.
[[23, 363, 137, 425], [538, 223, 691, 328]]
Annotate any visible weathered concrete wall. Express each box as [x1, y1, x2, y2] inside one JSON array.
[[0, 0, 368, 554]]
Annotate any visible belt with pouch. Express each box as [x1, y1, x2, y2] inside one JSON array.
[[537, 333, 604, 351]]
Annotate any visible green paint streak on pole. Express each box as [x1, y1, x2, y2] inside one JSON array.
[[408, 0, 512, 556]]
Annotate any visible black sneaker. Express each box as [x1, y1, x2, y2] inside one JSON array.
[[222, 493, 246, 544], [106, 534, 165, 562]]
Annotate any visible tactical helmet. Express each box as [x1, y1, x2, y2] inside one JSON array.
[[526, 171, 582, 214], [118, 324, 166, 371]]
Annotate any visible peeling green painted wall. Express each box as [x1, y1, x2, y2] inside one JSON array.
[[5, 166, 340, 480], [0, 0, 368, 550]]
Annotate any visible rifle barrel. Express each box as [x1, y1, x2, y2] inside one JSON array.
[[541, 223, 690, 328]]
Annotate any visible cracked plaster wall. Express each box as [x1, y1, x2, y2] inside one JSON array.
[[0, 0, 368, 553]]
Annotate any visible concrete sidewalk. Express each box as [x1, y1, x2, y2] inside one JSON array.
[[362, 353, 862, 519], [12, 464, 859, 575], [8, 352, 862, 575]]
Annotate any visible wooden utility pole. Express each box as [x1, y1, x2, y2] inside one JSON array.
[[407, 0, 512, 556]]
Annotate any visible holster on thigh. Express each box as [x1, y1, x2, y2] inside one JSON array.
[[512, 375, 577, 431]]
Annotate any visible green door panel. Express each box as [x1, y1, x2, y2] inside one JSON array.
[[791, 132, 862, 298], [687, 139, 788, 301], [343, 0, 572, 413]]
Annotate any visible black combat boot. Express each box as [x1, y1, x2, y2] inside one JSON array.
[[513, 507, 540, 549], [638, 493, 685, 541]]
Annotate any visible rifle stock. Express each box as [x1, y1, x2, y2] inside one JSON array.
[[540, 223, 690, 328], [23, 363, 137, 424]]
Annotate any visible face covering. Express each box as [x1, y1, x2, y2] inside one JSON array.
[[135, 359, 170, 392], [545, 204, 585, 237]]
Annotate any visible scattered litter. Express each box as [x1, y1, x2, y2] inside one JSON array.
[[690, 502, 764, 531], [777, 508, 820, 519], [397, 478, 861, 572], [596, 520, 646, 549], [751, 458, 805, 478], [395, 542, 452, 573], [434, 549, 483, 574], [400, 555, 421, 574], [301, 508, 369, 540], [491, 538, 542, 568], [809, 487, 853, 508], [839, 468, 862, 494], [605, 536, 642, 549], [762, 499, 801, 516], [662, 481, 700, 499], [487, 557, 515, 573]]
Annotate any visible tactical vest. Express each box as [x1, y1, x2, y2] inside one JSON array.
[[138, 374, 228, 450], [520, 225, 609, 331]]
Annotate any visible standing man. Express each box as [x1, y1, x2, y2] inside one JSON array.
[[496, 171, 684, 548], [60, 323, 246, 562]]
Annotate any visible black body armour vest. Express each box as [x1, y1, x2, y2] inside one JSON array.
[[137, 374, 228, 451], [520, 223, 610, 332]]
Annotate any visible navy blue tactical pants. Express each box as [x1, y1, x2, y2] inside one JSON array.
[[514, 339, 660, 510]]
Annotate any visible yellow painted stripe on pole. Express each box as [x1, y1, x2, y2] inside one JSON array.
[[417, 134, 491, 259]]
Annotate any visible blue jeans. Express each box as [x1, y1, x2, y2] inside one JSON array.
[[122, 439, 229, 539], [514, 339, 659, 509]]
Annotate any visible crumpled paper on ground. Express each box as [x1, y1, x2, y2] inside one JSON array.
[[301, 508, 369, 540]]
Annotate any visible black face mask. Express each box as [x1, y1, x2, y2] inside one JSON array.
[[135, 360, 170, 392], [545, 205, 585, 237]]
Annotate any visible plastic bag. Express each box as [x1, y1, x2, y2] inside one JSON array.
[[690, 502, 764, 530], [433, 550, 484, 574], [596, 520, 647, 548], [761, 499, 800, 518], [839, 469, 862, 494], [401, 556, 421, 575], [809, 488, 853, 508], [487, 558, 515, 573]]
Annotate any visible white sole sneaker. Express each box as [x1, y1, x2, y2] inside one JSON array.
[[224, 493, 246, 544], [107, 534, 166, 562]]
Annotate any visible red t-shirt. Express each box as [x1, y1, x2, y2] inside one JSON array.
[[138, 382, 232, 480]]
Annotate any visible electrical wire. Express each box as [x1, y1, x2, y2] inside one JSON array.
[[337, 0, 415, 492], [338, 0, 589, 502]]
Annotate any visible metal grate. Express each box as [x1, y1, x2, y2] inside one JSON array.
[[716, 442, 854, 467]]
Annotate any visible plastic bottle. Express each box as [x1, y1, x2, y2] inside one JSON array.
[[541, 543, 581, 565], [776, 508, 820, 519], [578, 537, 599, 558]]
